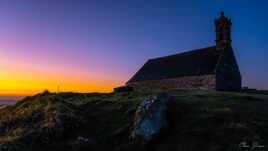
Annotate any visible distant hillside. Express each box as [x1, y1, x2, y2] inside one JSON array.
[[0, 90, 267, 151], [0, 96, 23, 101], [0, 96, 19, 108], [0, 96, 22, 106]]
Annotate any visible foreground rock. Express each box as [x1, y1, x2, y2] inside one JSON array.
[[131, 94, 172, 143]]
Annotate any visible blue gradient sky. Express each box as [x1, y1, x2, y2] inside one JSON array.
[[0, 0, 267, 95]]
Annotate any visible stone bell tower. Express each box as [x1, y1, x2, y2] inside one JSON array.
[[214, 12, 232, 50]]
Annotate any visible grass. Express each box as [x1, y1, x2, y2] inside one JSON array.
[[0, 89, 267, 151]]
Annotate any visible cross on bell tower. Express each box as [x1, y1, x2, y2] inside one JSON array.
[[214, 11, 232, 50]]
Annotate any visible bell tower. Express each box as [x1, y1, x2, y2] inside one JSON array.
[[214, 12, 232, 50]]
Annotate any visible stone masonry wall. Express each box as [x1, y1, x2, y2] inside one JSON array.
[[215, 47, 242, 91], [127, 74, 216, 91]]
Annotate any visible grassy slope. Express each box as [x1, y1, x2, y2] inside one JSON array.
[[0, 90, 267, 151]]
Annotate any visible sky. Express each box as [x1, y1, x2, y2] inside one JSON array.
[[0, 0, 267, 96]]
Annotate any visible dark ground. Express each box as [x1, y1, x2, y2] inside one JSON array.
[[0, 90, 267, 151]]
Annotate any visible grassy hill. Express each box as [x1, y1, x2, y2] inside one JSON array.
[[0, 90, 267, 151]]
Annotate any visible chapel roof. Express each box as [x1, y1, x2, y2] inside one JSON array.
[[127, 46, 222, 83]]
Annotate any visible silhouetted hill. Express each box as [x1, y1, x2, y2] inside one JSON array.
[[0, 90, 267, 151]]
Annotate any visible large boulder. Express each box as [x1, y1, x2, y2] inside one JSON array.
[[131, 94, 171, 143]]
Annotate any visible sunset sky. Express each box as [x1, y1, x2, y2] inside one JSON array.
[[0, 0, 268, 96]]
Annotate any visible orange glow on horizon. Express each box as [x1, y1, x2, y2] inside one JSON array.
[[0, 77, 121, 96], [0, 57, 124, 97], [0, 68, 123, 96], [0, 38, 128, 97], [0, 76, 122, 97]]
